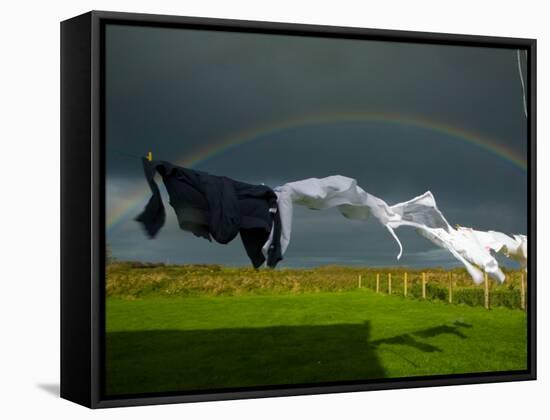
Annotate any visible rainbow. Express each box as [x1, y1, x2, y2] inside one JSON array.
[[106, 111, 527, 234]]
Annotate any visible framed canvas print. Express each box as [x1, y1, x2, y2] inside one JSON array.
[[60, 11, 536, 408]]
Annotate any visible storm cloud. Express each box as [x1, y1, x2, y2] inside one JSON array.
[[105, 24, 528, 268]]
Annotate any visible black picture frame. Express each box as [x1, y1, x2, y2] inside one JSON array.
[[60, 10, 537, 409]]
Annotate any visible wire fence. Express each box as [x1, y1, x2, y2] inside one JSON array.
[[107, 262, 527, 310], [356, 269, 527, 311]]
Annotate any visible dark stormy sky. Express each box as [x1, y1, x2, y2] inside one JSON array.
[[105, 24, 528, 268]]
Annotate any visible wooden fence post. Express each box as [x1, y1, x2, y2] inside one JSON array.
[[404, 272, 408, 297], [358, 274, 362, 289], [484, 272, 489, 309], [376, 273, 380, 293], [448, 272, 453, 304], [388, 273, 392, 295], [422, 272, 426, 299], [520, 271, 525, 310]]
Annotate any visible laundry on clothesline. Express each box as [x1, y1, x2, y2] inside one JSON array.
[[135, 159, 527, 283], [262, 177, 516, 284], [456, 228, 527, 268], [386, 192, 507, 284], [135, 158, 282, 268]]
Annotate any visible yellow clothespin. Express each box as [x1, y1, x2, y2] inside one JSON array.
[[147, 151, 153, 161]]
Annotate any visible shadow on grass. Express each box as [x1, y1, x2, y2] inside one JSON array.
[[414, 323, 471, 339], [106, 321, 384, 397], [371, 334, 442, 353], [370, 321, 473, 354]]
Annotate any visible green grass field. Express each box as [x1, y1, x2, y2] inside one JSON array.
[[106, 288, 527, 396]]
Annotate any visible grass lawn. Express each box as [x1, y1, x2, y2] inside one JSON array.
[[105, 290, 527, 396]]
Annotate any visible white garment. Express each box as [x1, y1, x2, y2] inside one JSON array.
[[510, 234, 528, 266], [263, 176, 401, 257], [262, 175, 526, 284], [386, 193, 504, 284], [468, 229, 528, 268]]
